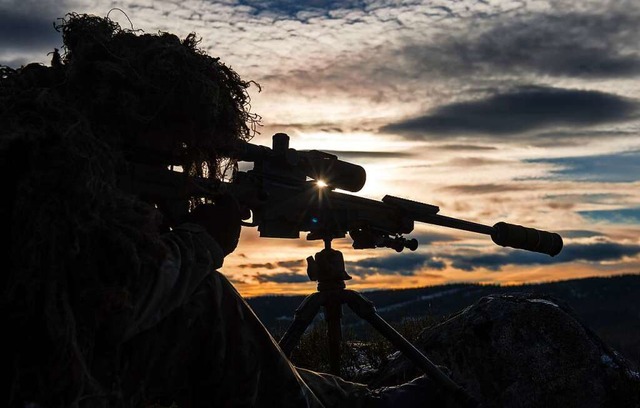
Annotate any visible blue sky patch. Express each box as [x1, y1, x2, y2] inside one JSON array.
[[530, 150, 640, 183], [579, 208, 640, 224], [237, 0, 365, 19]]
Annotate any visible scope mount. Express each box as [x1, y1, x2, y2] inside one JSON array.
[[349, 228, 419, 252], [306, 225, 419, 253]]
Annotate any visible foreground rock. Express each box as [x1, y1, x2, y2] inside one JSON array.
[[371, 293, 640, 407]]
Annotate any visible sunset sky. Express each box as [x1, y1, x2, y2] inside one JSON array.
[[2, 0, 639, 297]]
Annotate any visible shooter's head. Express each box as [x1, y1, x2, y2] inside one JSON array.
[[58, 13, 259, 177]]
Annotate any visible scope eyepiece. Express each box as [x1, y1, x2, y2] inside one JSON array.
[[491, 222, 563, 257]]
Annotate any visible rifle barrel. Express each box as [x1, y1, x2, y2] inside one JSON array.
[[416, 214, 562, 256], [416, 214, 495, 236]]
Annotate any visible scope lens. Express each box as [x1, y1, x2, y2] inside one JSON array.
[[307, 158, 366, 192]]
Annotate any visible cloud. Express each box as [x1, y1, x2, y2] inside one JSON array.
[[449, 241, 640, 271], [254, 271, 310, 283], [277, 259, 306, 269], [264, 122, 348, 133], [433, 144, 497, 151], [529, 150, 640, 183], [527, 130, 638, 147], [238, 259, 306, 271], [486, 11, 640, 78], [381, 86, 638, 137], [243, 258, 309, 283], [335, 239, 640, 276], [239, 262, 276, 270], [445, 157, 512, 167], [544, 193, 632, 205], [547, 241, 640, 263], [441, 183, 532, 194], [401, 9, 640, 79], [558, 230, 607, 239], [324, 150, 415, 159], [347, 252, 446, 276]]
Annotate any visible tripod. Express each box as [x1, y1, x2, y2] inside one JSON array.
[[278, 239, 476, 406]]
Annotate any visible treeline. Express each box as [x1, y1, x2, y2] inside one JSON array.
[[248, 274, 640, 367]]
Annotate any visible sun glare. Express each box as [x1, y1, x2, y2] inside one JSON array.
[[316, 179, 328, 188]]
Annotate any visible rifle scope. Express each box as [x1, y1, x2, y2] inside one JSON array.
[[228, 134, 367, 192], [224, 136, 563, 257]]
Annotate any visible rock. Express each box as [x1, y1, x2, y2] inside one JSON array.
[[371, 293, 640, 407]]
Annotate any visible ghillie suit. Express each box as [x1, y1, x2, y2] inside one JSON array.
[[1, 14, 449, 408], [0, 13, 260, 407]]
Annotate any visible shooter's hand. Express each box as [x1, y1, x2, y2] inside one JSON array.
[[186, 195, 244, 256]]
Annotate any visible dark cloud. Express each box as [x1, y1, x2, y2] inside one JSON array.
[[433, 144, 497, 151], [546, 202, 576, 210], [441, 183, 531, 194], [347, 253, 446, 277], [277, 259, 307, 269], [239, 262, 276, 270], [475, 12, 640, 78], [338, 239, 639, 275], [0, 11, 61, 50], [542, 241, 640, 263], [579, 208, 640, 224], [265, 122, 346, 133], [449, 241, 640, 271], [238, 259, 306, 271], [381, 86, 638, 137], [255, 272, 309, 283], [559, 230, 607, 239], [527, 130, 637, 147], [400, 10, 640, 79], [324, 150, 414, 159], [529, 150, 640, 183]]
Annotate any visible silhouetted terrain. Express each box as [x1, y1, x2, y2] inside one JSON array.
[[247, 274, 640, 367]]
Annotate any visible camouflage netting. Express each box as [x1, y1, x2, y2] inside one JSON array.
[[0, 13, 259, 407]]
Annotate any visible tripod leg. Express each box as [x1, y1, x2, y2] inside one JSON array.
[[342, 290, 477, 407], [279, 292, 324, 356], [324, 300, 343, 375]]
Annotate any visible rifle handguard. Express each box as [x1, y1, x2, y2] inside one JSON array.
[[491, 222, 563, 256]]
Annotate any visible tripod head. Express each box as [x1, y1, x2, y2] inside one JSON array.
[[306, 239, 352, 291]]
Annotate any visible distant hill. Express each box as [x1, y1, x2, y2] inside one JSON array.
[[247, 274, 640, 367]]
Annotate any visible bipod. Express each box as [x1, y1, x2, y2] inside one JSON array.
[[278, 239, 476, 406]]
